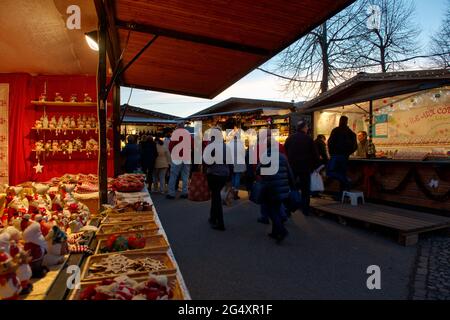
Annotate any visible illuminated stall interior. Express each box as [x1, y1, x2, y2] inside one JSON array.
[[187, 97, 298, 144]]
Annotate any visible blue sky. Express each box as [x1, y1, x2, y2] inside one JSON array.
[[121, 0, 449, 117]]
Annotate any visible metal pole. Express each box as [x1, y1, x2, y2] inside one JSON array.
[[97, 14, 108, 206]]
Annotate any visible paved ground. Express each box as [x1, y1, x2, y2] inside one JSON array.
[[154, 192, 417, 300], [411, 235, 450, 300]]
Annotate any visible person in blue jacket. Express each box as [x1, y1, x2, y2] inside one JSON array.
[[257, 137, 295, 243], [121, 135, 141, 173]]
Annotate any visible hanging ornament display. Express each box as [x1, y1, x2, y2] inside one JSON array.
[[33, 161, 44, 174]]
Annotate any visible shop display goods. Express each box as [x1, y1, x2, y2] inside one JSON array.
[[81, 251, 176, 280], [96, 234, 169, 254], [96, 221, 159, 239], [73, 274, 183, 300]]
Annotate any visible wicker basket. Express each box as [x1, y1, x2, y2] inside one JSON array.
[[80, 250, 177, 282], [94, 234, 169, 255], [68, 274, 185, 300]]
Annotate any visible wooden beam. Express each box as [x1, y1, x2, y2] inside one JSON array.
[[104, 0, 122, 70], [97, 1, 108, 206], [113, 83, 121, 177], [116, 19, 270, 56]]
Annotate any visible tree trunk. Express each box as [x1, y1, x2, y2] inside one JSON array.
[[380, 46, 387, 72], [320, 23, 330, 93]]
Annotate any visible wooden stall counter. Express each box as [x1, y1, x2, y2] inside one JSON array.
[[325, 158, 450, 215]]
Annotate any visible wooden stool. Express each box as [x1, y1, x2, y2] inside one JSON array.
[[342, 191, 365, 206]]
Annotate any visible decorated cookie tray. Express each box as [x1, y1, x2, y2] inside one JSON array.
[[95, 234, 170, 255], [68, 274, 185, 300], [96, 221, 159, 240], [80, 250, 177, 282]]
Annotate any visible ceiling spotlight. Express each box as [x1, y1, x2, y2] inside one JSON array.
[[85, 30, 99, 51]]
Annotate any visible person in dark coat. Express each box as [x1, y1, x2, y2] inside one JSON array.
[[326, 116, 357, 194], [140, 135, 157, 188], [314, 134, 329, 165], [206, 130, 230, 231], [257, 141, 295, 243], [121, 135, 141, 173], [284, 121, 320, 216]]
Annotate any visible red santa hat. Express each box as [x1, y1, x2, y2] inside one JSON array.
[[22, 222, 47, 250]]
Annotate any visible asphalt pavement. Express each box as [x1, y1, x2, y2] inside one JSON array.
[[153, 191, 417, 300]]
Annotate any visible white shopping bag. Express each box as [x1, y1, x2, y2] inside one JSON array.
[[310, 166, 325, 192]]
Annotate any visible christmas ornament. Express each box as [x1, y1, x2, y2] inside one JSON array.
[[33, 161, 44, 174]]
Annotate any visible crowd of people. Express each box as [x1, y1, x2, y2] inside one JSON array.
[[120, 116, 376, 244]]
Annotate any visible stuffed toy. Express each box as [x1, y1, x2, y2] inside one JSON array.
[[23, 221, 48, 278], [13, 248, 32, 294], [0, 249, 21, 300], [42, 226, 68, 267]]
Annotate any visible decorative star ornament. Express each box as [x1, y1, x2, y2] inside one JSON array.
[[33, 161, 44, 173]]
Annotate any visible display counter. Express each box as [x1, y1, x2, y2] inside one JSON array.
[[325, 158, 450, 214]]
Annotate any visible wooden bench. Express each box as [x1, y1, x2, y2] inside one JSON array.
[[311, 198, 450, 246]]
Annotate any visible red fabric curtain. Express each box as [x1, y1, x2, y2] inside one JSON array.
[[1, 73, 114, 185], [0, 73, 33, 185]]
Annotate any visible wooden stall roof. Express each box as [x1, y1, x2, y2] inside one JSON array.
[[189, 97, 296, 118], [121, 104, 181, 120], [0, 0, 98, 75], [299, 69, 450, 112], [101, 0, 356, 99]]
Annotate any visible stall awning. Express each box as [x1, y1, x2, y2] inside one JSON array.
[[122, 116, 179, 124], [100, 0, 356, 98], [187, 107, 290, 120], [0, 0, 98, 75], [299, 69, 450, 112]]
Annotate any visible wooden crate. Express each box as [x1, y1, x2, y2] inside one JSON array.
[[80, 250, 177, 282], [96, 221, 159, 240], [95, 234, 170, 254], [101, 214, 155, 224], [106, 210, 154, 217], [68, 274, 185, 300]]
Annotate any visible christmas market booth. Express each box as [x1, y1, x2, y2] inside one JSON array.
[[120, 104, 180, 140], [298, 69, 450, 215], [0, 0, 358, 300], [187, 97, 298, 144]]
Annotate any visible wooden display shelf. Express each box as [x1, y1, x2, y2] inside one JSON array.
[[31, 127, 99, 131], [31, 101, 97, 107], [68, 274, 185, 300], [94, 234, 169, 255], [80, 250, 177, 282], [96, 221, 159, 240]]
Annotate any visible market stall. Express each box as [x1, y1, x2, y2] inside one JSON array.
[[298, 69, 450, 214], [120, 104, 179, 140], [1, 0, 358, 300], [187, 97, 297, 144]]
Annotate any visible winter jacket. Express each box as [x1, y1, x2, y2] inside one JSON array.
[[314, 138, 329, 165], [327, 125, 358, 157], [140, 140, 157, 170], [154, 143, 171, 169], [258, 153, 294, 203], [284, 132, 320, 174], [121, 143, 141, 173], [206, 142, 231, 177]]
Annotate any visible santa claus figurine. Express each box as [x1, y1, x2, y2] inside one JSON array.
[[13, 249, 33, 294], [23, 222, 48, 278], [0, 249, 21, 300]]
